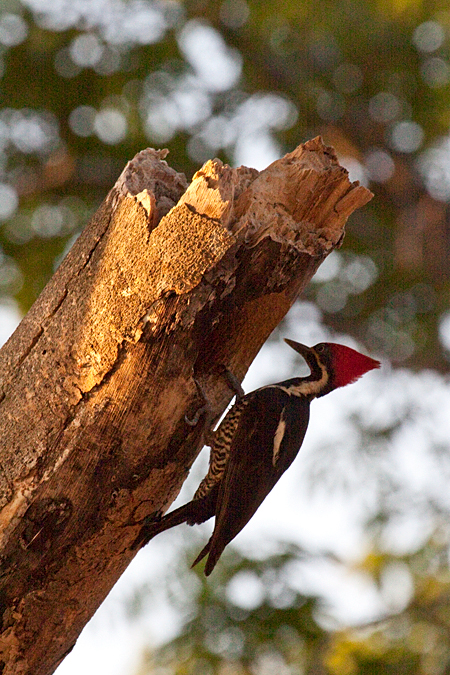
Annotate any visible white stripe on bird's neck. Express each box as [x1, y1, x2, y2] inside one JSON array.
[[266, 358, 329, 398]]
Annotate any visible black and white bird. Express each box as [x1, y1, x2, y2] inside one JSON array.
[[133, 339, 380, 575]]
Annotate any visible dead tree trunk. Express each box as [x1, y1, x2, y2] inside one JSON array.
[[0, 138, 372, 675]]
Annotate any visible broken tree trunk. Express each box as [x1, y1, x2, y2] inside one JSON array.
[[0, 137, 372, 675]]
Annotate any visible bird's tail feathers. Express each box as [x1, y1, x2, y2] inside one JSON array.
[[191, 537, 225, 576], [191, 539, 211, 569]]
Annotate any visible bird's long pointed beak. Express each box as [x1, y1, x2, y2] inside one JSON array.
[[284, 338, 311, 357], [284, 339, 317, 370]]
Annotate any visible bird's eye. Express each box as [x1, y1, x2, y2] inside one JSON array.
[[316, 344, 325, 353]]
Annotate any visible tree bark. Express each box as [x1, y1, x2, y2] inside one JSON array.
[[0, 137, 372, 675]]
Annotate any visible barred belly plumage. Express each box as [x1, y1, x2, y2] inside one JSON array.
[[193, 398, 248, 500]]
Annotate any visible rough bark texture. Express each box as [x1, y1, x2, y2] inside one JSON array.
[[0, 138, 372, 675]]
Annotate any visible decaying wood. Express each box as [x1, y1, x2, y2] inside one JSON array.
[[0, 137, 372, 675]]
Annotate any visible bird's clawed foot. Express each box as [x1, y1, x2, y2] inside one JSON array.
[[185, 402, 209, 427], [185, 367, 245, 431], [221, 368, 245, 401], [130, 511, 163, 550], [185, 378, 212, 427]]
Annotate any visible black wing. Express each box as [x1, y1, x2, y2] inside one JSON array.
[[193, 386, 311, 575]]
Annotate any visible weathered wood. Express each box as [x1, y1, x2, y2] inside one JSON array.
[[0, 138, 372, 675]]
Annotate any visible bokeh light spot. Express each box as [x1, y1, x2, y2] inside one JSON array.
[[8, 109, 59, 154], [418, 137, 450, 201], [94, 109, 127, 144], [316, 282, 348, 313], [0, 13, 28, 46], [0, 253, 23, 294], [316, 90, 345, 122], [31, 204, 77, 238], [341, 256, 378, 294], [413, 21, 445, 53], [226, 571, 265, 610], [0, 184, 18, 220], [439, 312, 450, 351], [178, 20, 242, 92], [365, 149, 395, 183], [369, 92, 401, 123], [69, 106, 97, 137], [340, 157, 368, 186], [70, 33, 104, 67], [420, 57, 450, 88], [390, 121, 424, 153]]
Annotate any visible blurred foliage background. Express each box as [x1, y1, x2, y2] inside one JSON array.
[[2, 0, 450, 673]]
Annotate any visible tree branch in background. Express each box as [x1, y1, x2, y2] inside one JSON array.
[[0, 137, 372, 675]]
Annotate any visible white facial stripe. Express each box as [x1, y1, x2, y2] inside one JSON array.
[[276, 358, 329, 397], [272, 412, 286, 466]]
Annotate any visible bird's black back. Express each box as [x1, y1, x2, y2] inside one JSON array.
[[198, 385, 311, 574]]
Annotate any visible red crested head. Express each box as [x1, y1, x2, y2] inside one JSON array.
[[284, 339, 380, 396], [323, 342, 380, 390]]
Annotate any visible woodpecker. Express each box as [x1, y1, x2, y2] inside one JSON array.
[[133, 339, 380, 575]]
